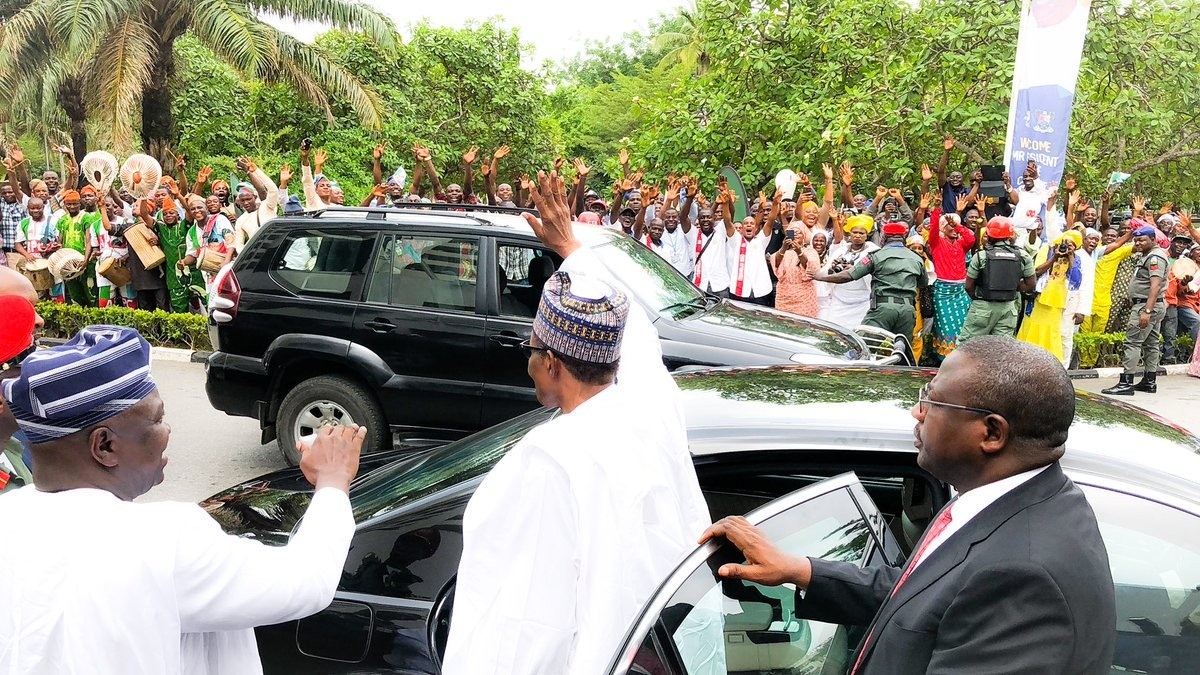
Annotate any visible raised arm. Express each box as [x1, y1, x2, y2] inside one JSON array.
[[679, 177, 698, 233], [8, 144, 30, 196], [920, 163, 934, 198], [818, 163, 835, 227], [172, 153, 191, 197], [240, 157, 279, 213], [62, 149, 78, 192], [371, 144, 385, 187], [839, 162, 855, 208], [571, 157, 589, 215], [461, 146, 478, 198], [618, 147, 630, 180], [409, 161, 425, 198], [937, 136, 953, 185], [299, 146, 322, 211], [1003, 171, 1019, 205]]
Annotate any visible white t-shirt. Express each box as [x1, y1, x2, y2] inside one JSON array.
[[1012, 184, 1049, 231]]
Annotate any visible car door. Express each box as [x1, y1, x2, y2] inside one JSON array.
[[1076, 481, 1200, 674], [608, 472, 897, 675], [353, 232, 485, 432], [480, 237, 561, 426]]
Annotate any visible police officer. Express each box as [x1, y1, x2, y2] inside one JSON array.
[[1103, 223, 1171, 395], [960, 216, 1037, 342], [816, 221, 927, 338]]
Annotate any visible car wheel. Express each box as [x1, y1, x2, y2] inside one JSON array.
[[276, 375, 388, 465]]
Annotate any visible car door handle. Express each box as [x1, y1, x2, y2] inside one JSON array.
[[489, 334, 523, 348], [365, 319, 396, 333]]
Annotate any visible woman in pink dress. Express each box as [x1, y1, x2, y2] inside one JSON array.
[[770, 225, 821, 317]]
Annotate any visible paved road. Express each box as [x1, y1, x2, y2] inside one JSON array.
[[143, 360, 1200, 505]]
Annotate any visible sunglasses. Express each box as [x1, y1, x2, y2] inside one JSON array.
[[917, 383, 995, 416], [519, 339, 550, 359]]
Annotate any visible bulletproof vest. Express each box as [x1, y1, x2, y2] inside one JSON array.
[[978, 247, 1022, 301]]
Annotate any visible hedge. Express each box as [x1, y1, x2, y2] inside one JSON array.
[[1074, 331, 1194, 369], [36, 303, 212, 352]]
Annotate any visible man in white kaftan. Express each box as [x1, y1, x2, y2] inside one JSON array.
[[442, 170, 711, 675], [0, 326, 365, 674]]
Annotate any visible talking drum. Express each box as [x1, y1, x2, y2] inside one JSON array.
[[98, 257, 132, 288], [123, 223, 166, 269], [23, 259, 53, 292], [197, 244, 228, 274], [48, 248, 87, 281]]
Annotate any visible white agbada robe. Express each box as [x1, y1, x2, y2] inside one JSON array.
[[442, 246, 712, 675], [819, 240, 879, 328], [0, 486, 354, 674], [683, 223, 731, 293], [726, 230, 773, 299]]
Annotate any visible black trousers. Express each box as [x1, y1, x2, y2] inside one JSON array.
[[137, 287, 170, 312]]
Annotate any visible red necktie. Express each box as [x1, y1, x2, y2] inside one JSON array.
[[850, 503, 954, 675]]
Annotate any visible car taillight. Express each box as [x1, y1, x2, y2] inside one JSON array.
[[209, 264, 241, 324]]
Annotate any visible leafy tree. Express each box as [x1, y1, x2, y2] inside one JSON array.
[[0, 0, 394, 162]]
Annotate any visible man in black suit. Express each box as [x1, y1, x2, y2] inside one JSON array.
[[702, 335, 1116, 673]]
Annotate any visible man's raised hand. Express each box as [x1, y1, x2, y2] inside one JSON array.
[[523, 170, 580, 260], [839, 161, 854, 187], [494, 145, 511, 160], [462, 146, 479, 165]]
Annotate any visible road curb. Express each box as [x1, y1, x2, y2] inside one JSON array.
[[39, 338, 211, 364], [1067, 364, 1190, 380]]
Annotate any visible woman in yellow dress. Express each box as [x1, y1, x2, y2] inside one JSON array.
[[1018, 231, 1084, 361]]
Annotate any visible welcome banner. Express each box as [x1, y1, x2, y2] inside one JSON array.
[[1003, 0, 1093, 186]]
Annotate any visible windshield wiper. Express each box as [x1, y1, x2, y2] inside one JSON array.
[[660, 297, 710, 314]]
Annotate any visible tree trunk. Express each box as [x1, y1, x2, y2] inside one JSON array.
[[141, 41, 178, 168], [56, 75, 88, 187]]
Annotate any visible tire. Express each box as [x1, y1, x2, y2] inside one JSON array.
[[276, 375, 389, 466]]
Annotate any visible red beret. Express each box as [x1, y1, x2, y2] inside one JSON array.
[[0, 296, 36, 364], [882, 222, 908, 236]]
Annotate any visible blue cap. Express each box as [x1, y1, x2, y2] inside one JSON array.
[[1, 326, 156, 444], [1132, 225, 1157, 238], [283, 195, 304, 215]]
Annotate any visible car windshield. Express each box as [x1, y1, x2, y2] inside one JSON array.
[[588, 234, 707, 318], [350, 407, 557, 522]]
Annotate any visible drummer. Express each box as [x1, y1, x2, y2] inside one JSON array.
[[178, 195, 233, 308], [90, 193, 135, 309], [48, 190, 99, 307], [11, 198, 62, 302]]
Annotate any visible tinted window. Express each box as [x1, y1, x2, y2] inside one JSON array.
[[1081, 485, 1200, 673], [496, 244, 559, 317], [365, 235, 479, 311], [271, 228, 375, 299], [631, 487, 876, 674], [590, 235, 704, 317], [350, 406, 557, 523]]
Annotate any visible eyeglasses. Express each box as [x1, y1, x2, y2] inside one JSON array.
[[519, 339, 550, 359], [917, 383, 995, 416]]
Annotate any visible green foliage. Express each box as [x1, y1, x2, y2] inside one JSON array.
[[37, 303, 212, 351], [1073, 331, 1125, 369]]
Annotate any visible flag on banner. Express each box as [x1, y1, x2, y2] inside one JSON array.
[[1003, 0, 1093, 188], [1107, 171, 1131, 187]]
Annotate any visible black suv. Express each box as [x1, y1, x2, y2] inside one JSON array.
[[204, 205, 893, 462]]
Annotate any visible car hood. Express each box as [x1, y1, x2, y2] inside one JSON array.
[[675, 300, 868, 362]]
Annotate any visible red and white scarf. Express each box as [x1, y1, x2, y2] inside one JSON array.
[[734, 236, 749, 297], [693, 232, 706, 287]]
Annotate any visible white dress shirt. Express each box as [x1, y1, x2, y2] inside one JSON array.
[[442, 246, 712, 675], [684, 223, 731, 293], [0, 486, 355, 674], [726, 231, 773, 299], [661, 226, 693, 277], [911, 464, 1051, 571]]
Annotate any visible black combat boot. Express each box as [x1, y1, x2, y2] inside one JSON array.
[[1133, 371, 1158, 393], [1101, 373, 1136, 396]]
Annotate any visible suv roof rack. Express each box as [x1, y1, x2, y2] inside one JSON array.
[[296, 203, 538, 220]]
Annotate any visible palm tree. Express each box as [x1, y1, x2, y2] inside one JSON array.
[[0, 0, 394, 162], [650, 2, 710, 75]]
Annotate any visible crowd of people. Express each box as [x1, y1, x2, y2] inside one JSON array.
[[2, 137, 1199, 373]]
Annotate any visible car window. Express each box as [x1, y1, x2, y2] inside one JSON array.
[[589, 235, 705, 318], [1080, 485, 1200, 673], [366, 235, 479, 311], [271, 229, 376, 299], [495, 243, 560, 317], [350, 406, 558, 523], [627, 485, 877, 675]]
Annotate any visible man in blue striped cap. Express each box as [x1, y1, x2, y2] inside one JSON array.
[[0, 325, 369, 674], [444, 170, 711, 675]]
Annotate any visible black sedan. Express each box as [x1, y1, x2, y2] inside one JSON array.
[[202, 366, 1200, 674]]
